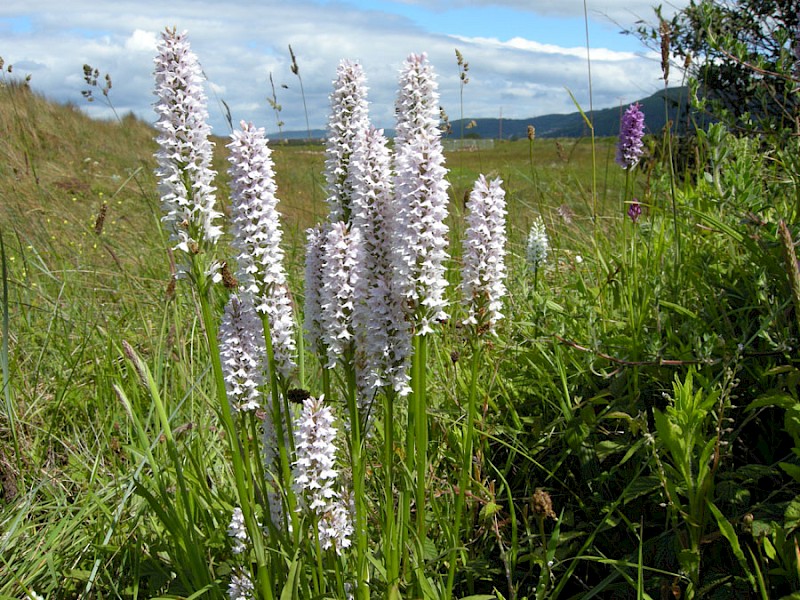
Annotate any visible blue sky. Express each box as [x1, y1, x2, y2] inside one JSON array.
[[0, 0, 687, 134], [339, 0, 649, 51]]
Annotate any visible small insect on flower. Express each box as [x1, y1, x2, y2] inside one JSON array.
[[286, 387, 313, 405]]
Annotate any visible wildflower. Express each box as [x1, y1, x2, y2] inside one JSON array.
[[228, 568, 255, 600], [227, 120, 296, 380], [393, 52, 450, 335], [227, 507, 248, 554], [319, 221, 360, 369], [292, 395, 353, 553], [628, 199, 642, 223], [324, 60, 370, 223], [218, 294, 265, 413], [153, 28, 222, 279], [616, 102, 645, 169], [303, 224, 327, 360], [461, 175, 508, 334], [319, 491, 354, 554], [350, 127, 411, 397], [526, 217, 549, 272]]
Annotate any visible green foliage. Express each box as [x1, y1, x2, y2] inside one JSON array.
[[2, 63, 800, 600], [639, 0, 800, 138], [651, 370, 722, 596]]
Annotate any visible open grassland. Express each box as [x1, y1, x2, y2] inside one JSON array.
[[2, 75, 800, 600]]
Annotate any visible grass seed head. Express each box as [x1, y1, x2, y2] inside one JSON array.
[[660, 18, 671, 84], [532, 488, 556, 520], [93, 202, 108, 235]]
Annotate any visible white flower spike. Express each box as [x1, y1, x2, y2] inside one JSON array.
[[153, 28, 222, 279], [461, 175, 508, 334], [227, 120, 297, 381], [393, 52, 450, 336]]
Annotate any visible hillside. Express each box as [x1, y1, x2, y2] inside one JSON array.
[[0, 81, 329, 274], [0, 80, 169, 275], [272, 86, 700, 141], [447, 86, 700, 140]]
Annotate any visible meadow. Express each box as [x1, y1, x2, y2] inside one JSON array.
[[1, 32, 799, 600]]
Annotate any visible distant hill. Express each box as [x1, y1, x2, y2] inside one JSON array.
[[447, 87, 700, 140], [272, 86, 700, 141], [271, 128, 329, 142]]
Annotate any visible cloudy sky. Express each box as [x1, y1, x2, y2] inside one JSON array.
[[0, 0, 687, 135]]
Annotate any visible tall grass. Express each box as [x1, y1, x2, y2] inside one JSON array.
[[1, 40, 800, 600]]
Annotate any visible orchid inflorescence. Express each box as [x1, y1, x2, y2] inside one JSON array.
[[154, 29, 512, 599], [616, 102, 646, 169]]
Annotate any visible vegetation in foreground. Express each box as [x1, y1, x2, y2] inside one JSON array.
[[1, 8, 800, 598]]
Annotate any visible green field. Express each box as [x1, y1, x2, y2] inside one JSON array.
[[2, 68, 800, 600]]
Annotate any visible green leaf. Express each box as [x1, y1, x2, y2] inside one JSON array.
[[677, 548, 700, 579], [763, 536, 777, 561], [653, 408, 686, 466], [595, 439, 627, 462], [280, 551, 301, 600], [699, 437, 717, 475], [423, 537, 438, 561], [659, 300, 698, 320], [751, 519, 775, 539], [417, 572, 440, 600], [786, 405, 800, 444], [185, 584, 218, 600], [621, 476, 662, 504], [565, 87, 593, 131], [779, 462, 800, 483], [734, 464, 780, 481], [707, 500, 755, 587], [683, 205, 744, 243], [784, 496, 800, 529], [747, 392, 796, 411], [545, 299, 565, 313]]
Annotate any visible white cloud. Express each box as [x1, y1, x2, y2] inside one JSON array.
[[460, 35, 642, 61], [0, 0, 678, 134], [125, 29, 158, 54]]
